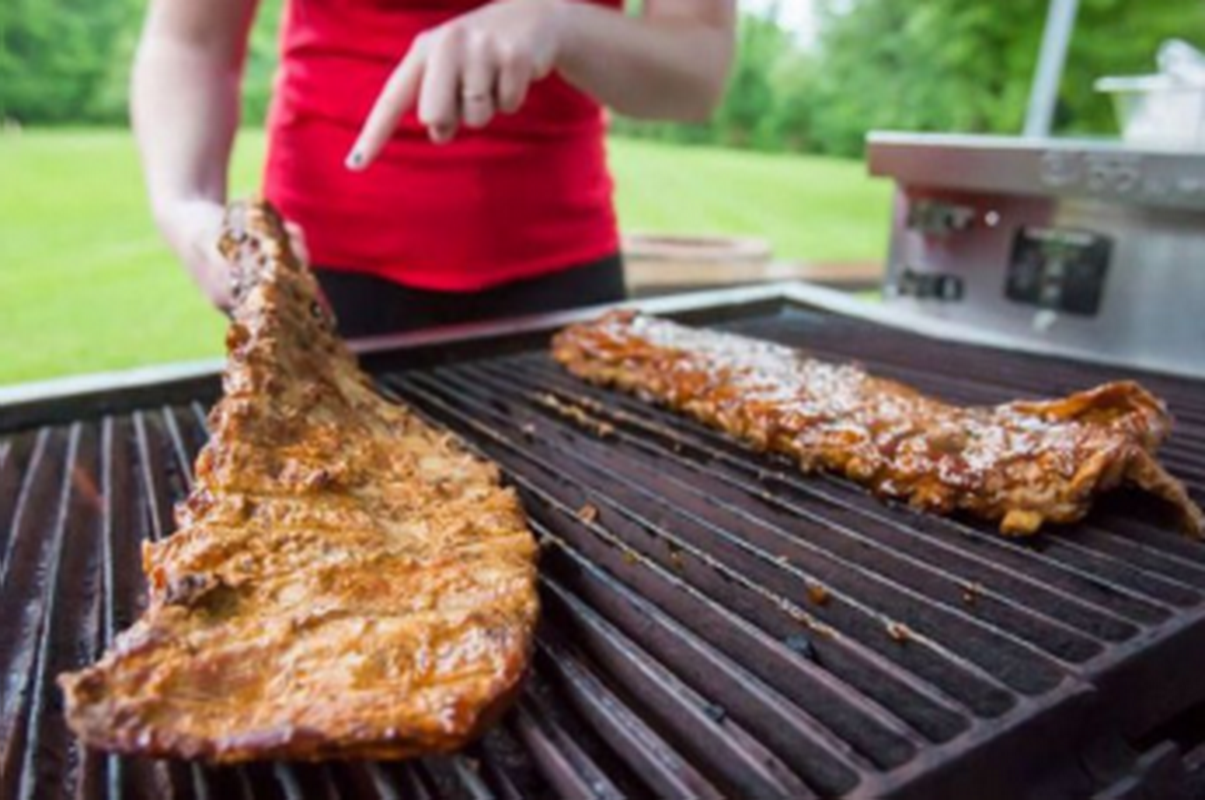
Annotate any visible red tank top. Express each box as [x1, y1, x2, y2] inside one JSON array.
[[264, 0, 621, 292]]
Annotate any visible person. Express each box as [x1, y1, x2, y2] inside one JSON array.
[[133, 0, 736, 338]]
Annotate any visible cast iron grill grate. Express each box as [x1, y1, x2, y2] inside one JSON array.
[[2, 305, 1204, 799]]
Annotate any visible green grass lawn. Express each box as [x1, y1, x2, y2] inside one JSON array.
[[0, 129, 890, 387]]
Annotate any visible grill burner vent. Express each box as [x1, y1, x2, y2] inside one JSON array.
[[2, 302, 1205, 798]]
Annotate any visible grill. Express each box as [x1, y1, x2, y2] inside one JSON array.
[[3, 285, 1205, 799]]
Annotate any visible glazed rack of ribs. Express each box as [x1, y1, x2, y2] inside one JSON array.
[[57, 200, 539, 762], [552, 310, 1204, 537], [4, 283, 1205, 798]]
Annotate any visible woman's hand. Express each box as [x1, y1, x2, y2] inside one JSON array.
[[158, 199, 235, 311], [347, 0, 564, 167], [157, 199, 310, 313]]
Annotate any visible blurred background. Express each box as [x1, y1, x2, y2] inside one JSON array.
[[1, 0, 1201, 386]]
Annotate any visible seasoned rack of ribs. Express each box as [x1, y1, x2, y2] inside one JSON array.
[[58, 200, 539, 762], [552, 310, 1204, 537]]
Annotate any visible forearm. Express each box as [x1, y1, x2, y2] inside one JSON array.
[[130, 0, 255, 223], [555, 1, 734, 121]]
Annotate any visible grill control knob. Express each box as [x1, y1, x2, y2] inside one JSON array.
[[906, 201, 976, 236], [894, 269, 965, 302]]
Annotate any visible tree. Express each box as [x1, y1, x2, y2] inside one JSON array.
[[4, 0, 1200, 152], [0, 0, 284, 125], [714, 14, 792, 147], [243, 0, 285, 124], [807, 0, 1205, 156], [0, 0, 139, 123]]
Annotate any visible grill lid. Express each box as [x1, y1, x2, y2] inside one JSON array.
[[2, 294, 1204, 799]]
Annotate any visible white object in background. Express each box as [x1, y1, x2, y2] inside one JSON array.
[[1095, 39, 1205, 151]]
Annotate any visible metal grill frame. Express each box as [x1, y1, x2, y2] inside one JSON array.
[[3, 281, 1204, 799], [8, 280, 1205, 432]]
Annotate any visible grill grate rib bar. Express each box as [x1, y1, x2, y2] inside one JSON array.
[[8, 303, 1205, 799], [388, 373, 1016, 732], [512, 356, 1190, 621], [325, 762, 401, 800], [469, 747, 524, 800], [1018, 520, 1205, 591], [466, 362, 1129, 668], [268, 761, 318, 800], [523, 343, 1205, 569], [511, 701, 626, 800], [185, 764, 256, 800], [539, 537, 920, 775], [451, 363, 1120, 675], [14, 422, 100, 800], [474, 724, 551, 800], [162, 405, 196, 488], [1087, 502, 1205, 569], [532, 582, 821, 798], [104, 416, 189, 800], [132, 411, 175, 543], [397, 370, 1037, 707], [1007, 530, 1204, 605], [109, 416, 191, 800], [811, 473, 1195, 614], [539, 517, 968, 746], [543, 520, 941, 758], [390, 369, 1036, 721], [541, 560, 881, 788], [100, 418, 127, 800], [388, 374, 879, 793], [390, 371, 1021, 708], [441, 755, 496, 800], [534, 632, 727, 800], [0, 424, 75, 800], [0, 428, 55, 590], [361, 763, 403, 800], [395, 764, 438, 800], [414, 756, 495, 800], [0, 430, 44, 569]]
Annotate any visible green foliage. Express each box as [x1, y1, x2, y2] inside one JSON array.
[[610, 11, 814, 150], [807, 0, 1205, 155], [1, 0, 1201, 149], [1061, 0, 1205, 134], [0, 0, 139, 123], [615, 0, 1203, 156], [1, 0, 284, 125], [714, 14, 787, 146], [243, 0, 284, 124]]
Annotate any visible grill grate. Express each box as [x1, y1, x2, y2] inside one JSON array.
[[2, 304, 1204, 798]]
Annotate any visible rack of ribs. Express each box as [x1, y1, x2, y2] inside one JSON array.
[[58, 200, 539, 762], [552, 310, 1204, 537]]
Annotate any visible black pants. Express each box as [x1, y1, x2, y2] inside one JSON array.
[[315, 253, 626, 339]]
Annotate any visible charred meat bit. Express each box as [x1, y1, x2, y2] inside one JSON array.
[[806, 583, 831, 606], [886, 621, 912, 644], [575, 503, 599, 524]]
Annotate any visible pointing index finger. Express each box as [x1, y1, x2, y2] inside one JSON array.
[[346, 43, 428, 170]]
